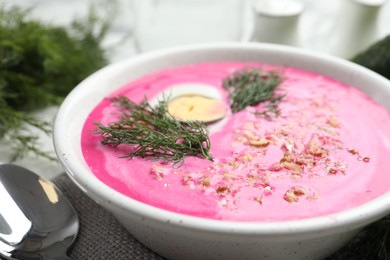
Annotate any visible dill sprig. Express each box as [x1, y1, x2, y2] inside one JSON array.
[[95, 95, 213, 166], [253, 95, 284, 120], [0, 3, 114, 160], [223, 68, 283, 114]]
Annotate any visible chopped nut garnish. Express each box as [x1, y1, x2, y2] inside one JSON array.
[[238, 153, 253, 162], [182, 174, 192, 185], [216, 186, 229, 195], [268, 163, 283, 172], [224, 173, 235, 179], [254, 196, 263, 204], [358, 156, 371, 163], [242, 130, 255, 139], [292, 186, 306, 196], [249, 137, 270, 147], [347, 148, 359, 155], [151, 165, 166, 179], [307, 134, 328, 157], [348, 148, 371, 164], [326, 117, 340, 128], [283, 186, 306, 203], [283, 190, 300, 203], [201, 178, 210, 187], [229, 161, 240, 168], [282, 161, 303, 174], [282, 141, 294, 152], [362, 157, 370, 163], [235, 136, 247, 143], [291, 173, 303, 179], [280, 151, 293, 163]]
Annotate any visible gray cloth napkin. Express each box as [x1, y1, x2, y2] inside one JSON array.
[[53, 174, 164, 260]]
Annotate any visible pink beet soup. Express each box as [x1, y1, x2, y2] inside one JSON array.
[[81, 62, 390, 221]]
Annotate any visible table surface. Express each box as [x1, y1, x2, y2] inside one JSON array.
[[1, 0, 390, 180]]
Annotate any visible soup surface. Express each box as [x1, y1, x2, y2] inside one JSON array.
[[81, 62, 390, 221]]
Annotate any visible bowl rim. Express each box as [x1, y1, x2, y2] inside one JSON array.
[[53, 42, 390, 236]]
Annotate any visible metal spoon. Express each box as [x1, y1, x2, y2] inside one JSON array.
[[0, 164, 79, 260]]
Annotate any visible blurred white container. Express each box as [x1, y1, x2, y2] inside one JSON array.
[[132, 0, 243, 52], [326, 0, 388, 58], [250, 0, 304, 47]]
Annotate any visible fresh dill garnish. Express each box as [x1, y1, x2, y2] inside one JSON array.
[[0, 3, 115, 160], [95, 95, 213, 166], [223, 68, 283, 114]]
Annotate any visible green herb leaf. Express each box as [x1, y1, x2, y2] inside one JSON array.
[[95, 96, 213, 166], [223, 68, 283, 114], [0, 3, 113, 160]]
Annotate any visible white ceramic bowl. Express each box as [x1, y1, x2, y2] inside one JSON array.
[[53, 43, 390, 260]]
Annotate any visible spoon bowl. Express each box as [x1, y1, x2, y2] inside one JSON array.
[[0, 164, 78, 260]]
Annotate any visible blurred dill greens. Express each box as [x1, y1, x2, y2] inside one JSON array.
[[352, 34, 390, 80], [0, 2, 117, 160], [327, 215, 390, 260]]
